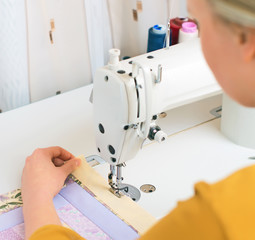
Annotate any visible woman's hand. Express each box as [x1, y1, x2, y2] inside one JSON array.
[[22, 147, 81, 239], [22, 146, 80, 202]]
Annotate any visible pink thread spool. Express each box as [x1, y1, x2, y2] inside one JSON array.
[[178, 22, 198, 43]]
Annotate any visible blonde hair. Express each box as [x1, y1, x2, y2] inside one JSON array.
[[208, 0, 255, 28]]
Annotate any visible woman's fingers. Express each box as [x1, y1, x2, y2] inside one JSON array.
[[61, 158, 81, 176], [52, 158, 65, 167], [39, 146, 75, 161]]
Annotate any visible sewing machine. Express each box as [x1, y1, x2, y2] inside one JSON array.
[[1, 37, 255, 219], [93, 39, 222, 199]]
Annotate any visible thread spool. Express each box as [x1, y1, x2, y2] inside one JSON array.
[[147, 25, 168, 53], [178, 22, 198, 43], [170, 17, 194, 45]]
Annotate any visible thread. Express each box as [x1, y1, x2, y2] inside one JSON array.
[[147, 25, 169, 53], [170, 17, 195, 45], [178, 22, 198, 43]]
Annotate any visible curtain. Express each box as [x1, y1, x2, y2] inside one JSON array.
[[83, 0, 113, 77], [0, 0, 30, 112]]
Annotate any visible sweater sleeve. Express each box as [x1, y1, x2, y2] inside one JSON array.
[[139, 184, 226, 240], [29, 225, 85, 240], [139, 164, 255, 240]]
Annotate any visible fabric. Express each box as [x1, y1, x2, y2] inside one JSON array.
[[30, 164, 255, 240], [72, 156, 157, 235], [0, 189, 22, 215], [22, 162, 255, 240], [57, 205, 111, 240], [0, 192, 70, 232], [59, 182, 139, 240], [0, 179, 137, 240], [0, 164, 141, 240], [0, 223, 24, 240]]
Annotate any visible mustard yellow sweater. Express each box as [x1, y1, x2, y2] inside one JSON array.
[[30, 165, 255, 240]]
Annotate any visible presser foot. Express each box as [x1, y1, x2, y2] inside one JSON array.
[[108, 172, 124, 198], [109, 182, 141, 202], [108, 164, 141, 202], [117, 183, 141, 202], [109, 187, 124, 198]]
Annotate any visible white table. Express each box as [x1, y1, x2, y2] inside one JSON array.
[[1, 84, 255, 219]]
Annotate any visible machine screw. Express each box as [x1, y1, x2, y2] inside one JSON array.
[[159, 112, 167, 118], [140, 184, 156, 193], [117, 70, 126, 74], [99, 124, 105, 134], [108, 145, 116, 155], [152, 115, 157, 120]]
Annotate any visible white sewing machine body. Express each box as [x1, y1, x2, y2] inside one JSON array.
[[93, 39, 221, 167], [1, 38, 255, 219]]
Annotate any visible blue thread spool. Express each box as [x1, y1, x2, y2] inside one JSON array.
[[147, 25, 170, 53]]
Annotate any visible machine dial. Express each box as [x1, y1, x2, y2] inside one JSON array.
[[148, 125, 167, 143]]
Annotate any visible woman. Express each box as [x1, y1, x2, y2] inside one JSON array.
[[22, 0, 255, 239]]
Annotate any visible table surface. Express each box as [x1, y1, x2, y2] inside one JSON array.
[[1, 84, 255, 219]]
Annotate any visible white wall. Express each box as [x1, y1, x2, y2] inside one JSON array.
[[180, 0, 188, 17], [168, 0, 187, 18]]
